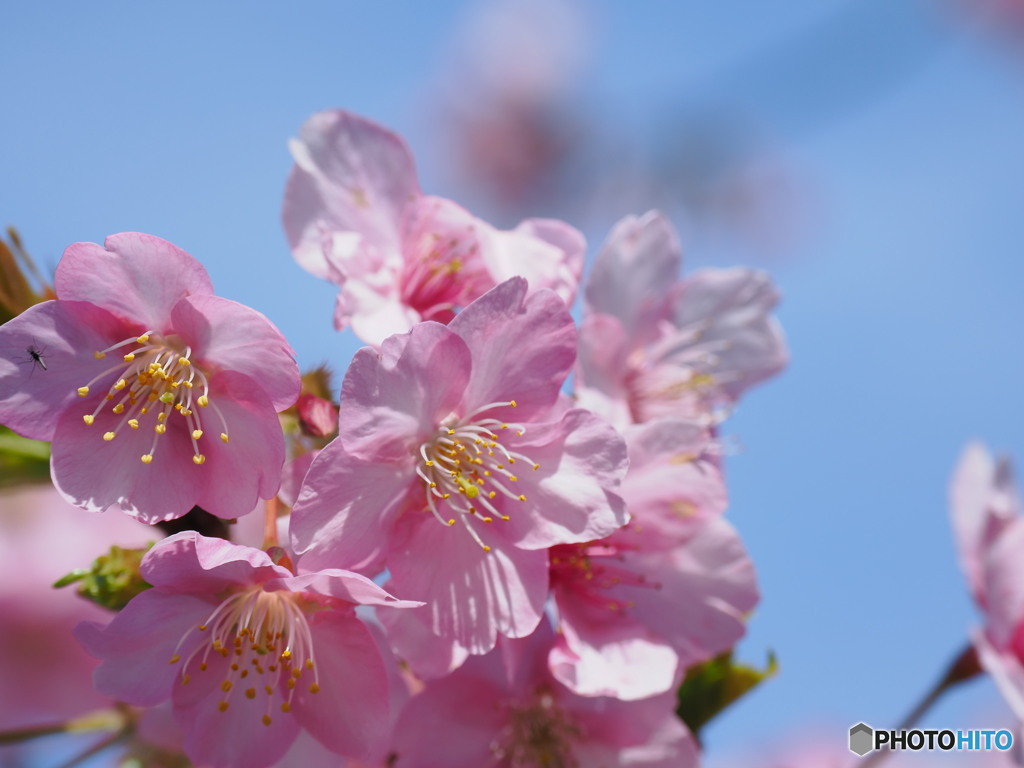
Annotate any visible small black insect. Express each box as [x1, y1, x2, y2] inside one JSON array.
[[20, 343, 48, 374]]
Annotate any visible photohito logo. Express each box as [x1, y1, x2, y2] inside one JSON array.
[[849, 723, 1013, 757]]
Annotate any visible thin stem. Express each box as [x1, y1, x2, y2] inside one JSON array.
[[263, 495, 280, 549], [52, 729, 130, 768], [857, 644, 981, 768], [0, 706, 127, 746]]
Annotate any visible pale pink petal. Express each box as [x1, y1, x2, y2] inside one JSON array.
[[585, 211, 680, 345], [668, 267, 788, 400], [622, 419, 726, 546], [975, 629, 1024, 722], [339, 322, 472, 460], [74, 590, 211, 706], [448, 277, 575, 421], [390, 657, 508, 768], [574, 313, 634, 429], [292, 613, 390, 760], [549, 623, 678, 701], [499, 409, 628, 549], [283, 110, 419, 279], [51, 400, 200, 522], [629, 517, 758, 668], [982, 519, 1024, 648], [192, 371, 288, 520], [378, 599, 471, 680], [171, 295, 300, 412], [342, 287, 420, 346], [55, 233, 213, 330], [0, 300, 130, 441], [141, 532, 290, 593], [951, 442, 1020, 601], [388, 515, 548, 654], [290, 439, 418, 574], [279, 450, 317, 508], [278, 569, 422, 609], [173, 648, 299, 768], [483, 218, 585, 307]]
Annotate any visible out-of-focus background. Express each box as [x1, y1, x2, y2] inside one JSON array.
[[2, 0, 1024, 764]]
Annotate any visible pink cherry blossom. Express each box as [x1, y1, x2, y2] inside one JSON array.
[[291, 278, 628, 656], [0, 233, 300, 523], [577, 210, 787, 428], [282, 109, 585, 345], [548, 419, 758, 700], [389, 621, 699, 768], [951, 443, 1024, 722], [76, 531, 421, 768]]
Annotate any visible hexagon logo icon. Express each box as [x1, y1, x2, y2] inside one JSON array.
[[849, 722, 874, 757]]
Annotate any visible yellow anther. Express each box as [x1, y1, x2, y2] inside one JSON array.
[[123, 352, 136, 363], [112, 403, 124, 414], [93, 351, 106, 360], [533, 464, 540, 470], [114, 379, 127, 390], [245, 688, 256, 699], [155, 424, 167, 434], [262, 715, 272, 727], [280, 650, 292, 660], [265, 685, 274, 695], [169, 655, 181, 664], [140, 454, 153, 464], [137, 334, 150, 343], [77, 386, 90, 397], [158, 412, 168, 422], [309, 683, 320, 694], [220, 433, 230, 443], [221, 681, 232, 692], [508, 475, 518, 482], [192, 429, 203, 439], [103, 432, 116, 441], [518, 494, 527, 501], [193, 454, 206, 465], [447, 518, 456, 526], [482, 545, 492, 553], [82, 414, 95, 425], [181, 408, 192, 416], [488, 492, 496, 499], [197, 395, 209, 407], [218, 701, 229, 713], [178, 357, 191, 366], [159, 392, 174, 405], [425, 460, 434, 467], [128, 419, 139, 429], [181, 674, 190, 685], [509, 400, 517, 407], [305, 659, 314, 669], [280, 702, 291, 713], [501, 515, 510, 521]]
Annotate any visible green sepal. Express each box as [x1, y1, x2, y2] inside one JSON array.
[[676, 650, 778, 739], [54, 544, 154, 611], [0, 426, 51, 488]]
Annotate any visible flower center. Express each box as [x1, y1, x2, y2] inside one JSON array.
[[491, 691, 580, 768], [169, 587, 320, 726], [399, 206, 489, 322], [549, 539, 657, 614], [415, 399, 539, 552], [77, 332, 230, 465]]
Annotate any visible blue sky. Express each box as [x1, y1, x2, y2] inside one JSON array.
[[3, 1, 1024, 764]]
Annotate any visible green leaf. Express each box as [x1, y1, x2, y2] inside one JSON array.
[[0, 426, 51, 488], [676, 650, 778, 739], [54, 544, 154, 611]]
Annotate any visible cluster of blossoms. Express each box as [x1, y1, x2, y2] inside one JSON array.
[[0, 110, 787, 767]]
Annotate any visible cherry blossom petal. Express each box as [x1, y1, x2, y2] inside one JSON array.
[[74, 590, 211, 706], [0, 300, 129, 441], [499, 409, 628, 549], [339, 322, 472, 460], [55, 233, 213, 330], [388, 515, 548, 654], [172, 295, 299, 412], [448, 277, 575, 421], [290, 439, 418, 574], [584, 210, 680, 344]]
